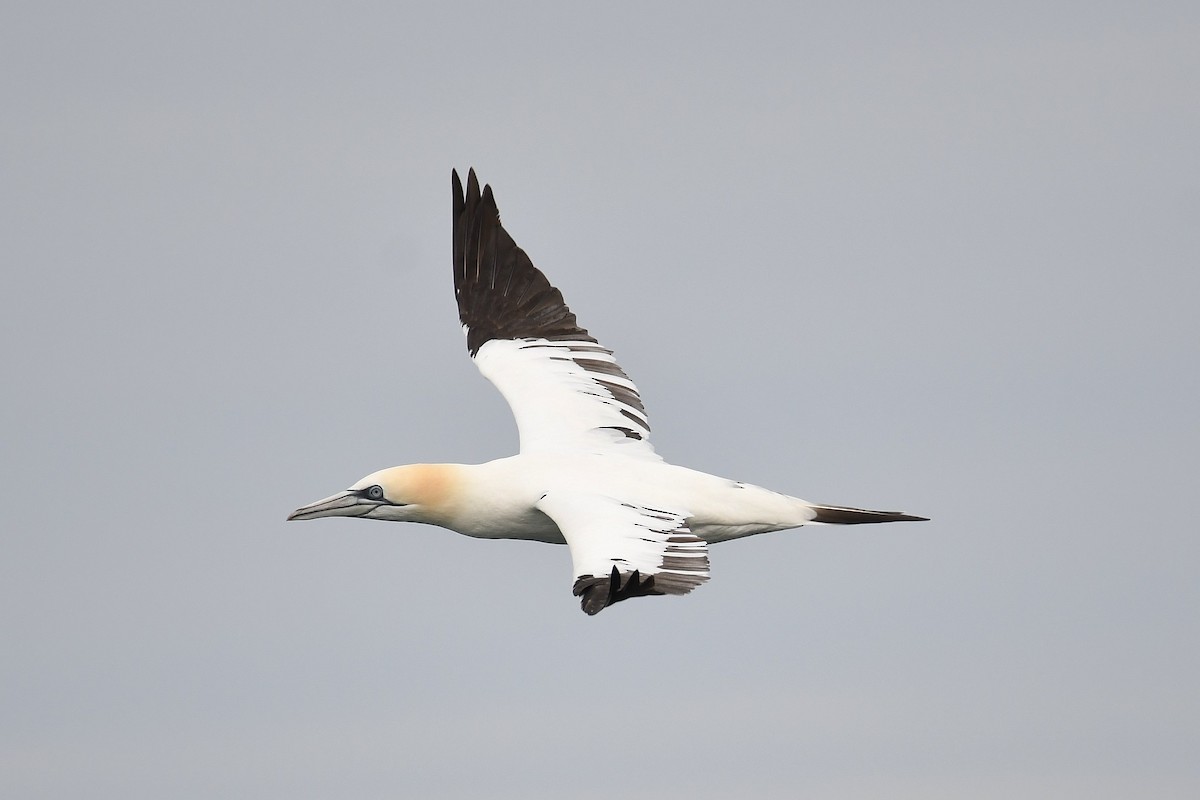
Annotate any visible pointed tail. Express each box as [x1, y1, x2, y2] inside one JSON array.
[[808, 504, 929, 524]]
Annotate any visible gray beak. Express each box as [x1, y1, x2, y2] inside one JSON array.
[[287, 490, 372, 521]]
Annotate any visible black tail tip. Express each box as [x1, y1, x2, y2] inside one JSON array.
[[811, 506, 929, 524]]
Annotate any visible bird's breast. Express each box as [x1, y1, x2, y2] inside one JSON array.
[[448, 503, 565, 543]]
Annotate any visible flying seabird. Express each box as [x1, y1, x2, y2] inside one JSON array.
[[288, 169, 927, 615]]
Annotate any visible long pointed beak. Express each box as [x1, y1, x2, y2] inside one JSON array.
[[287, 490, 371, 521]]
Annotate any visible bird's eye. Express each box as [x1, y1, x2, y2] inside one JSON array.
[[366, 485, 385, 501]]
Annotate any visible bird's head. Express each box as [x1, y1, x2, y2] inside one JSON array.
[[287, 464, 459, 525]]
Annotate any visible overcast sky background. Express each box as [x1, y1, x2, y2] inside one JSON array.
[[2, 2, 1198, 798]]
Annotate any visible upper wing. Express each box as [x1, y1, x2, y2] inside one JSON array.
[[536, 492, 711, 615], [452, 169, 658, 459]]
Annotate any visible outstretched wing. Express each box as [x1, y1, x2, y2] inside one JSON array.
[[536, 492, 710, 615], [452, 169, 658, 459]]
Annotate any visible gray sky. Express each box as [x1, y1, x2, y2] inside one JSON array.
[[2, 2, 1197, 797]]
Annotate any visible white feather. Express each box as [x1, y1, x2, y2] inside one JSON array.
[[472, 336, 661, 460]]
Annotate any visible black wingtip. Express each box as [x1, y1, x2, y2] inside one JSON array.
[[452, 169, 597, 356], [466, 167, 480, 202], [574, 571, 611, 615], [480, 184, 497, 217], [572, 566, 667, 615]]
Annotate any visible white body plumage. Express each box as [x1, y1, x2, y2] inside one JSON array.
[[288, 169, 926, 615]]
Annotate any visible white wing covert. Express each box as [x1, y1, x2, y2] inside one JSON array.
[[536, 492, 710, 615]]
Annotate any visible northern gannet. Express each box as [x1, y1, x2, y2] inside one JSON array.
[[288, 169, 927, 615]]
